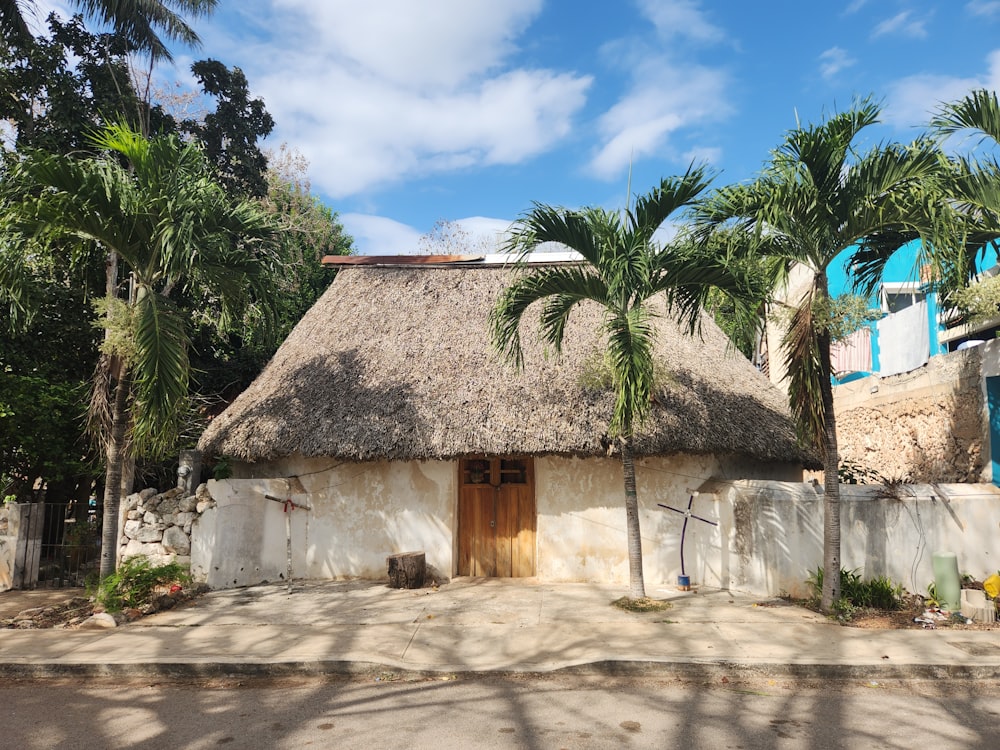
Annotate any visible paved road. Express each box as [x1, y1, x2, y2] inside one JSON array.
[[3, 675, 998, 749]]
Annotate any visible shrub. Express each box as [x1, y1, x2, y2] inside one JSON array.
[[807, 567, 905, 613], [93, 556, 190, 612]]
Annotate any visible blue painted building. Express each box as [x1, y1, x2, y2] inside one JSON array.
[[827, 239, 999, 384]]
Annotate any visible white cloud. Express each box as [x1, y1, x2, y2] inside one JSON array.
[[872, 11, 928, 39], [588, 61, 730, 179], [273, 0, 541, 89], [967, 0, 1000, 17], [818, 46, 856, 80], [636, 0, 725, 43], [203, 2, 591, 198], [884, 49, 1000, 129], [341, 213, 423, 255], [845, 0, 869, 14], [682, 145, 722, 166]]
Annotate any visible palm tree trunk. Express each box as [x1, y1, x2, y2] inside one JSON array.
[[99, 369, 130, 578], [621, 438, 647, 600], [817, 328, 842, 613]]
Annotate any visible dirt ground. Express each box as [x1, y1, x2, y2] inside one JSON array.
[[0, 584, 207, 629]]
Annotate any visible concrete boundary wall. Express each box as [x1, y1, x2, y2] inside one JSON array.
[[194, 459, 1000, 599], [717, 481, 998, 598]]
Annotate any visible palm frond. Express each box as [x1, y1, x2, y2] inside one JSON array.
[[604, 306, 655, 438], [491, 265, 608, 366], [931, 88, 1000, 143], [629, 165, 714, 244], [130, 286, 189, 456], [782, 288, 824, 450]]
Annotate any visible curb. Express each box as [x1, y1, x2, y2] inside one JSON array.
[[2, 659, 998, 682]]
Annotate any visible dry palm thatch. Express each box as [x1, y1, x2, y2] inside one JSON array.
[[198, 265, 814, 466]]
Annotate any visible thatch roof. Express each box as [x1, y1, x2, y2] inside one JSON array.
[[198, 264, 813, 466]]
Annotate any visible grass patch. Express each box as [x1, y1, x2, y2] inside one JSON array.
[[612, 596, 673, 613]]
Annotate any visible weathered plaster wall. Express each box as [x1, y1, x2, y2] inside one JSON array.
[[833, 347, 985, 483], [534, 454, 802, 586], [196, 452, 1000, 598], [0, 503, 16, 591], [194, 458, 455, 589], [721, 481, 999, 598], [0, 503, 42, 592]]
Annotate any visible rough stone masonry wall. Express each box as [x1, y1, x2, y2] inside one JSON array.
[[119, 483, 216, 568], [834, 347, 985, 483]]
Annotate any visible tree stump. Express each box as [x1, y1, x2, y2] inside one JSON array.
[[386, 551, 426, 589]]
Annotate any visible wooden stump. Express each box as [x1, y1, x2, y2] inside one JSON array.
[[387, 551, 426, 589]]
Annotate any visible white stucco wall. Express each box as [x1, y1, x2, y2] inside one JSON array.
[[194, 455, 998, 598], [192, 458, 455, 589]]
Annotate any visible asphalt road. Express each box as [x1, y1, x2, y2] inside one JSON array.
[[4, 675, 999, 749]]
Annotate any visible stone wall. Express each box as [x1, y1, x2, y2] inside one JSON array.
[[119, 483, 216, 569], [833, 347, 985, 483]]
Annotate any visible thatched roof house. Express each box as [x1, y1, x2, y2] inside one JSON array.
[[193, 260, 813, 590], [199, 263, 807, 465]]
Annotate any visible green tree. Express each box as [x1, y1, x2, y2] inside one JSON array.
[[188, 146, 353, 411], [180, 59, 275, 198], [2, 122, 278, 577], [0, 14, 148, 155], [695, 100, 945, 612], [491, 167, 758, 600], [0, 0, 216, 61]]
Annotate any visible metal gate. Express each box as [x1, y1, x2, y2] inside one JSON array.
[[14, 501, 101, 589]]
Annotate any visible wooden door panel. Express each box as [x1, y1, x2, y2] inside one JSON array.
[[459, 457, 535, 577]]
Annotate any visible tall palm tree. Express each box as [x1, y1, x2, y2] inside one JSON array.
[[695, 99, 946, 612], [3, 121, 278, 576], [923, 89, 1000, 286], [0, 0, 216, 60], [491, 166, 760, 600]]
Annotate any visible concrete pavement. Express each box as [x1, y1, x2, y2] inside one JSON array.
[[1, 579, 999, 680]]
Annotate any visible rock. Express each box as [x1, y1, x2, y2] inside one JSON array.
[[123, 539, 145, 558], [161, 513, 177, 527], [196, 500, 214, 514], [175, 511, 195, 529], [143, 511, 159, 525], [157, 497, 180, 517], [136, 525, 165, 543], [79, 612, 117, 629], [195, 482, 212, 502], [162, 525, 191, 555], [139, 488, 158, 501], [178, 495, 197, 513], [126, 510, 141, 521], [126, 493, 142, 511], [124, 519, 142, 537]]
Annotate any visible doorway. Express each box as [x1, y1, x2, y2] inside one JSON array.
[[457, 457, 536, 576]]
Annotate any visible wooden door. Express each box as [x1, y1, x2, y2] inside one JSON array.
[[458, 457, 535, 577]]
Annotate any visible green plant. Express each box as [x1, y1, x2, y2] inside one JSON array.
[[212, 456, 233, 481], [94, 556, 190, 613], [808, 567, 905, 613]]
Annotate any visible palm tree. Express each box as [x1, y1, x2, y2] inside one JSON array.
[[3, 121, 278, 576], [924, 89, 1000, 284], [0, 0, 216, 60], [491, 166, 760, 600], [695, 99, 945, 612]]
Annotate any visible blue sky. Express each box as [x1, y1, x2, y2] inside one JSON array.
[[32, 1, 1000, 254]]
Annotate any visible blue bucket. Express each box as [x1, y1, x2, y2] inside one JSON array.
[[677, 575, 691, 590]]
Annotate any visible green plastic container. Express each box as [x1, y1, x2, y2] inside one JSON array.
[[932, 551, 961, 611]]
